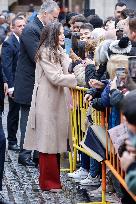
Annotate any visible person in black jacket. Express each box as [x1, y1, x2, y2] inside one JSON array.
[[14, 0, 60, 167], [1, 16, 26, 152]]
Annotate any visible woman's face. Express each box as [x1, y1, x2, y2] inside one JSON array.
[[116, 18, 129, 35], [59, 26, 65, 46], [105, 20, 115, 31]]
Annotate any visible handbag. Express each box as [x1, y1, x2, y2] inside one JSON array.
[[91, 125, 111, 153]]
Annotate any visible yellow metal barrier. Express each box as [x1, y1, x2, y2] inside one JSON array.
[[70, 87, 109, 204], [69, 86, 136, 203]]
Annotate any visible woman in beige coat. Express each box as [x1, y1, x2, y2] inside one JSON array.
[[24, 22, 77, 192]]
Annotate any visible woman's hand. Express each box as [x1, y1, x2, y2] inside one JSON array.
[[89, 79, 104, 89], [110, 77, 117, 90], [84, 94, 93, 103], [120, 151, 135, 171], [4, 83, 8, 96], [70, 49, 81, 62]]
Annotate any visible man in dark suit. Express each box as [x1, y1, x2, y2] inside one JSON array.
[[14, 0, 60, 166], [1, 16, 26, 152]]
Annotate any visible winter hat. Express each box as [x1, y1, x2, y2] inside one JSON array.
[[95, 39, 114, 65], [91, 28, 105, 40], [109, 37, 132, 55], [73, 63, 86, 86]]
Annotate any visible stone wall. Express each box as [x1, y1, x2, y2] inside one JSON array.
[[89, 0, 117, 19], [0, 0, 8, 12]]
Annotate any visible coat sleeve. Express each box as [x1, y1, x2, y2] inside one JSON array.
[[126, 162, 136, 195], [1, 41, 14, 88], [21, 27, 40, 64], [59, 47, 72, 74], [85, 64, 96, 87], [110, 89, 123, 107], [101, 84, 111, 107], [40, 56, 77, 88]]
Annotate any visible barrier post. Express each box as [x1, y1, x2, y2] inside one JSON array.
[[102, 162, 106, 203], [73, 145, 77, 171], [69, 152, 73, 173]]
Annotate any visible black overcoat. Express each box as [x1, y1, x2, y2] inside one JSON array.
[[14, 16, 44, 105]]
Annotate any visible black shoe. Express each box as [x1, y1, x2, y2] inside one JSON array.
[[0, 193, 10, 204], [18, 157, 35, 167], [33, 150, 39, 167], [74, 186, 91, 203], [33, 157, 39, 168], [8, 144, 20, 152]]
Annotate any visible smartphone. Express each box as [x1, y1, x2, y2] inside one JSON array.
[[116, 29, 123, 40], [78, 40, 86, 60], [71, 32, 80, 55], [128, 57, 136, 83], [116, 67, 127, 89]]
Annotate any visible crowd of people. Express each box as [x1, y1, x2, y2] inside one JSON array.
[[0, 0, 136, 203]]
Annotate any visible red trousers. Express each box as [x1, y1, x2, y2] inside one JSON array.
[[39, 153, 62, 190]]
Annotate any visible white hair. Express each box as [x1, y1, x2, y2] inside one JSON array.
[[39, 0, 59, 14]]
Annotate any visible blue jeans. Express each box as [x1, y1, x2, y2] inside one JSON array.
[[81, 153, 101, 178], [89, 158, 101, 178], [81, 153, 90, 170]]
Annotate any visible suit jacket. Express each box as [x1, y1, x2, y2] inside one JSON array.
[[14, 16, 44, 105], [1, 33, 20, 88]]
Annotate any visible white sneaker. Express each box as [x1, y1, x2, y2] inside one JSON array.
[[80, 173, 101, 186], [67, 167, 88, 181]]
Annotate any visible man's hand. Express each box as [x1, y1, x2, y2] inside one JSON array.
[[89, 79, 104, 89], [4, 83, 8, 96], [120, 151, 135, 171], [84, 94, 93, 103]]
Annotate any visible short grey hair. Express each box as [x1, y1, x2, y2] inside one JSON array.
[[39, 0, 59, 14]]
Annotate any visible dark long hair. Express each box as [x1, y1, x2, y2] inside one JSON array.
[[36, 22, 62, 63]]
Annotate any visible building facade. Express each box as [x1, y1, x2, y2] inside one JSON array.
[[0, 0, 136, 19]]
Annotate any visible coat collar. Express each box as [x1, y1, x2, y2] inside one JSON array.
[[33, 15, 44, 30]]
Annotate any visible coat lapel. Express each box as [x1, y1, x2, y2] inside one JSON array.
[[11, 34, 20, 51], [33, 15, 44, 31]]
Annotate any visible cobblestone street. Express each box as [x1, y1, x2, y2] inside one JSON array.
[[1, 99, 121, 204]]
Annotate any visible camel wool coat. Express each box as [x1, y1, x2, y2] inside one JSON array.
[[24, 47, 77, 153]]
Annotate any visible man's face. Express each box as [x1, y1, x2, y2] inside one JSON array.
[[114, 5, 126, 21], [12, 19, 26, 36], [80, 28, 92, 41], [43, 8, 60, 24], [74, 5, 80, 14], [73, 22, 83, 32], [128, 29, 136, 41], [105, 20, 115, 31]]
